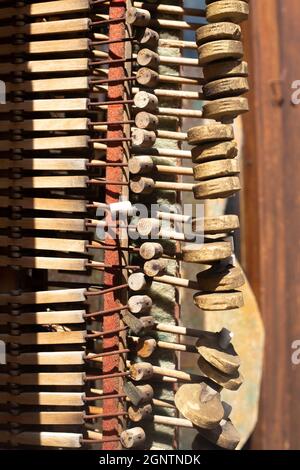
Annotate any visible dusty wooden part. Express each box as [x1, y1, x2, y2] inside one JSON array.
[[206, 0, 249, 2], [0, 392, 85, 406], [203, 96, 249, 120], [122, 313, 146, 336], [193, 176, 241, 199], [187, 124, 233, 145], [193, 158, 240, 181], [182, 241, 232, 263], [182, 242, 232, 264], [128, 272, 150, 292], [197, 356, 243, 391], [206, 1, 249, 24], [0, 176, 88, 190], [130, 362, 154, 382], [139, 28, 159, 49], [0, 38, 90, 56], [124, 382, 154, 407], [143, 258, 168, 277], [192, 215, 239, 234], [126, 7, 151, 26], [152, 274, 199, 290], [196, 22, 241, 46], [158, 38, 197, 49], [0, 197, 87, 213], [139, 242, 164, 260], [0, 373, 85, 386], [129, 156, 193, 176], [135, 88, 202, 100], [8, 76, 92, 94], [157, 129, 187, 141], [157, 74, 201, 86], [194, 419, 240, 450], [120, 427, 145, 449], [133, 337, 157, 358], [0, 118, 88, 132], [0, 412, 84, 425], [0, 331, 86, 345], [136, 67, 202, 87], [131, 128, 156, 147], [0, 0, 90, 19], [0, 310, 85, 326], [137, 49, 159, 69], [136, 49, 199, 67], [12, 432, 82, 448], [151, 365, 202, 383], [134, 146, 191, 159], [0, 135, 89, 151], [0, 288, 86, 306], [191, 140, 238, 163], [134, 91, 158, 112], [158, 107, 203, 119], [203, 77, 249, 99], [175, 383, 224, 429], [0, 18, 90, 39], [128, 155, 155, 175], [193, 291, 244, 311], [128, 404, 153, 422], [152, 416, 194, 428], [128, 295, 152, 314], [0, 98, 88, 113], [149, 18, 199, 31], [0, 217, 89, 232], [154, 323, 222, 340], [0, 158, 89, 171], [136, 68, 159, 87], [0, 58, 89, 75], [196, 265, 245, 292], [134, 2, 205, 16], [203, 59, 248, 82], [7, 351, 85, 366], [135, 112, 159, 130], [198, 40, 243, 65], [130, 177, 194, 194], [0, 236, 87, 253], [157, 211, 191, 223], [195, 335, 240, 375]]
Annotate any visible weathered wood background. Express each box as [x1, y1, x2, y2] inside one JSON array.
[[243, 0, 300, 450]]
